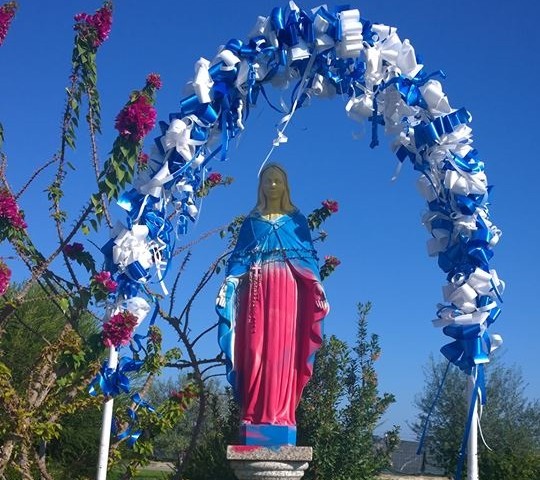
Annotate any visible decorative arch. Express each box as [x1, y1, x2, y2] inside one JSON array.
[[104, 0, 504, 432]]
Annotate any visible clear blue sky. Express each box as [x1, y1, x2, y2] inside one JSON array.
[[1, 1, 539, 440]]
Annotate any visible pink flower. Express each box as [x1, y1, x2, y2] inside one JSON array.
[[0, 260, 11, 295], [102, 310, 139, 347], [93, 270, 117, 293], [146, 73, 162, 90], [104, 280, 117, 292], [322, 199, 339, 214], [94, 270, 110, 283], [115, 95, 157, 142], [324, 255, 341, 267], [63, 242, 84, 257], [74, 1, 112, 48], [0, 1, 17, 47], [207, 172, 222, 185], [170, 387, 197, 406], [319, 255, 341, 280], [0, 189, 27, 230], [138, 152, 149, 165]]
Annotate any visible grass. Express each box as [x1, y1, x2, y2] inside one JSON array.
[[133, 472, 170, 480], [109, 467, 171, 480]]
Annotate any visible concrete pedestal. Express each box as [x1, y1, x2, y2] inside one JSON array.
[[227, 445, 312, 480]]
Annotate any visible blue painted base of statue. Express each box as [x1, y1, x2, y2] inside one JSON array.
[[240, 424, 297, 446]]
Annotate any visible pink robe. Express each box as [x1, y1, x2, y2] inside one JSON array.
[[217, 211, 329, 426]]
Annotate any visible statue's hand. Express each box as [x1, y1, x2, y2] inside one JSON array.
[[216, 282, 228, 308], [314, 282, 328, 311], [216, 277, 239, 308]]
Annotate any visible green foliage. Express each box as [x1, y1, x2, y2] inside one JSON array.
[[145, 378, 235, 465], [219, 214, 246, 249], [181, 388, 239, 480], [108, 468, 170, 480], [145, 377, 193, 461], [47, 406, 102, 479], [297, 302, 399, 480], [105, 380, 198, 479], [297, 335, 350, 474], [97, 137, 138, 202], [413, 356, 540, 479], [0, 285, 66, 389], [0, 285, 103, 478]]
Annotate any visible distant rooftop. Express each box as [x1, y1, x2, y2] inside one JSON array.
[[385, 439, 444, 476]]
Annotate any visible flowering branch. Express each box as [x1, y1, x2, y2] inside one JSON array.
[[91, 73, 161, 225], [74, 3, 114, 227], [308, 199, 339, 230], [0, 259, 10, 295], [73, 0, 112, 136], [320, 255, 341, 280], [38, 3, 114, 308], [0, 1, 17, 47], [48, 1, 112, 205], [0, 188, 27, 237], [0, 6, 184, 475], [196, 172, 234, 198], [306, 200, 341, 280], [102, 310, 139, 348]]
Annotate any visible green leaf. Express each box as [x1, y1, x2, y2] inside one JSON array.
[[104, 177, 117, 197], [119, 143, 130, 158], [126, 153, 137, 170], [90, 218, 99, 231], [65, 134, 76, 149], [113, 162, 125, 182], [58, 297, 70, 314]]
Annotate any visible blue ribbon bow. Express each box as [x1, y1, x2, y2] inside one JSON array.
[[89, 356, 144, 397]]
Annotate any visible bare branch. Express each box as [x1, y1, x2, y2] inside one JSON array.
[[15, 157, 59, 200], [200, 362, 223, 377], [165, 356, 223, 370], [172, 224, 228, 257], [168, 251, 192, 317], [177, 250, 231, 335], [190, 322, 219, 348], [202, 372, 226, 382], [86, 89, 113, 229]]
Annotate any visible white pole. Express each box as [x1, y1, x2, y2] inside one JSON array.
[[96, 347, 119, 480], [467, 374, 479, 480]]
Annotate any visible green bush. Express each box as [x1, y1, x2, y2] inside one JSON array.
[[480, 448, 540, 479]]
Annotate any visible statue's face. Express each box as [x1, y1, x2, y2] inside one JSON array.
[[261, 168, 285, 202]]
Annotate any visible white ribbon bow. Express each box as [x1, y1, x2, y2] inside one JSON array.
[[112, 225, 153, 271], [337, 9, 363, 59], [193, 57, 213, 104]]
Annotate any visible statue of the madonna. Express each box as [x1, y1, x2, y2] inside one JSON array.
[[216, 164, 329, 431]]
